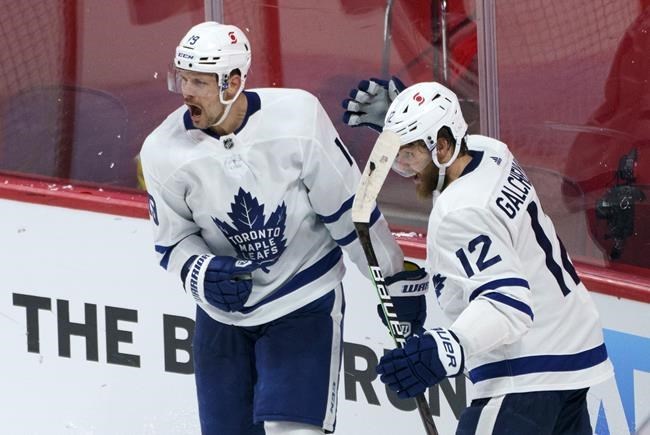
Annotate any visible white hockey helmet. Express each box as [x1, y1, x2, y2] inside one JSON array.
[[384, 82, 467, 150], [384, 82, 468, 189], [173, 21, 251, 88], [170, 21, 252, 126]]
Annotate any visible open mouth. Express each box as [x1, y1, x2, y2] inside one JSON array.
[[187, 104, 202, 119]]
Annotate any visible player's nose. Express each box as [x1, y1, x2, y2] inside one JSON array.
[[181, 82, 197, 99]]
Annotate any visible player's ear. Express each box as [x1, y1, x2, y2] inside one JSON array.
[[436, 137, 450, 155], [222, 74, 240, 98]]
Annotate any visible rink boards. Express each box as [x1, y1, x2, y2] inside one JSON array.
[[1, 198, 648, 435]]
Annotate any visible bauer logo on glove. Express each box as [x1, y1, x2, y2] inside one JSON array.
[[427, 327, 463, 373], [376, 327, 465, 399]]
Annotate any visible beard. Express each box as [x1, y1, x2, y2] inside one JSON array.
[[415, 161, 439, 200]]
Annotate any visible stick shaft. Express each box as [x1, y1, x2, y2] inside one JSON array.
[[354, 222, 439, 435]]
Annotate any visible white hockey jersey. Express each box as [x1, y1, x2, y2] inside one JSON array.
[[140, 88, 403, 326], [427, 135, 613, 399]]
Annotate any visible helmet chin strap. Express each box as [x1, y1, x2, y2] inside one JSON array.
[[431, 136, 464, 193], [211, 74, 246, 127], [211, 99, 234, 127]]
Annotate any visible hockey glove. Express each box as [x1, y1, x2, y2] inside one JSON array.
[[341, 76, 406, 132], [378, 261, 429, 338], [181, 254, 259, 312], [376, 327, 464, 399]]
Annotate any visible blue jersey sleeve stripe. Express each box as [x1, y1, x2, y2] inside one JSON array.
[[334, 206, 381, 246], [481, 292, 534, 320], [469, 278, 530, 302], [239, 247, 343, 314], [469, 343, 608, 383], [154, 244, 174, 270], [154, 232, 201, 270], [317, 195, 354, 224], [368, 206, 381, 226], [336, 229, 357, 246]]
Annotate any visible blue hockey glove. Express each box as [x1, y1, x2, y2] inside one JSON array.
[[341, 76, 406, 132], [181, 254, 259, 312], [376, 327, 464, 399], [378, 261, 429, 338]]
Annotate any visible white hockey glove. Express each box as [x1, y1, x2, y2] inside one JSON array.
[[377, 327, 464, 399], [379, 261, 429, 337], [181, 254, 259, 312], [341, 76, 406, 132]]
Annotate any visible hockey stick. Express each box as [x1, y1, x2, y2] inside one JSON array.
[[352, 131, 439, 435]]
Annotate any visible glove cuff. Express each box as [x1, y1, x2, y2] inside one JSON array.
[[385, 261, 429, 297], [424, 327, 464, 377], [183, 254, 214, 304]]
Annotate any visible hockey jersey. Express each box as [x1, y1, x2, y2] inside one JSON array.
[[140, 88, 403, 326], [427, 135, 613, 398]]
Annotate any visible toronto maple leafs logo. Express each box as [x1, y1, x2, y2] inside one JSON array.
[[432, 273, 447, 299], [213, 188, 287, 272]]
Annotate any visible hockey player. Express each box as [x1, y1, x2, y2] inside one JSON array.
[[344, 81, 614, 433], [140, 22, 429, 434]]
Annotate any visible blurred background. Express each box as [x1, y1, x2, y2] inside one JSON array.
[[1, 0, 648, 277]]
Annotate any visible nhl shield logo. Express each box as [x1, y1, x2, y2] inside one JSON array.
[[223, 138, 234, 149]]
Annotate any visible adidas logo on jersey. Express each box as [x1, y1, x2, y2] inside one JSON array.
[[490, 156, 502, 165]]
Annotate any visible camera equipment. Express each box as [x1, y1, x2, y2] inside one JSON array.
[[595, 148, 645, 259]]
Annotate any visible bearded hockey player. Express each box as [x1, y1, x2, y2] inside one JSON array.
[[346, 80, 613, 434]]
